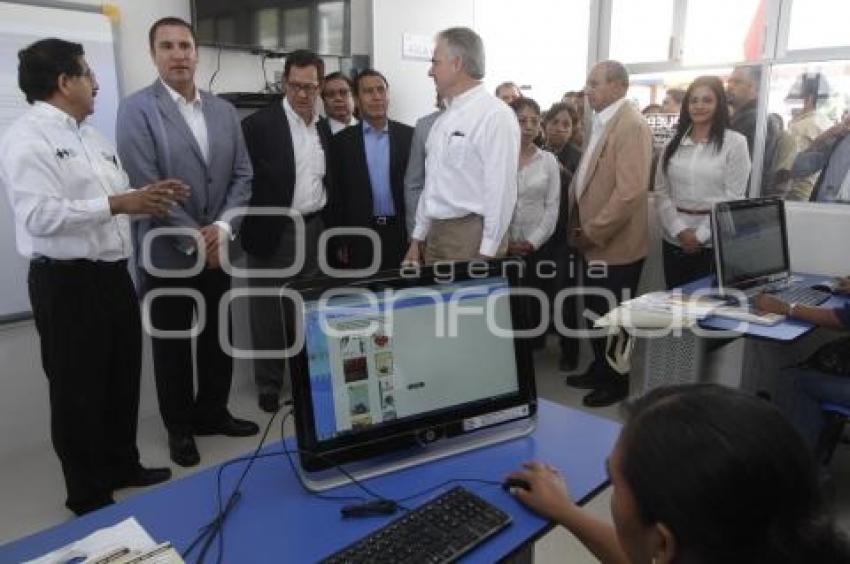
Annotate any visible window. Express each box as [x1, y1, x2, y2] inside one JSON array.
[[255, 8, 279, 49], [283, 7, 310, 51], [317, 2, 346, 56], [787, 0, 850, 51], [609, 0, 676, 64], [765, 62, 850, 201], [681, 0, 763, 64]]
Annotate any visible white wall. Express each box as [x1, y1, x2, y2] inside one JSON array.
[[372, 0, 474, 126], [474, 0, 590, 109], [786, 202, 850, 276]]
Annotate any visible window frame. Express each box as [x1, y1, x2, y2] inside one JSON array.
[[589, 0, 850, 199]]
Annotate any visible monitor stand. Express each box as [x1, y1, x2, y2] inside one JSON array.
[[296, 415, 537, 492]]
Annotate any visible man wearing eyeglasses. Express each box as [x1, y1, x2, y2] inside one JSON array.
[[241, 49, 336, 414], [117, 17, 257, 469], [322, 72, 358, 135]]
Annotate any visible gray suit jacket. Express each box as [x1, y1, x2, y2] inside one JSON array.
[[116, 80, 252, 271], [403, 110, 442, 237]]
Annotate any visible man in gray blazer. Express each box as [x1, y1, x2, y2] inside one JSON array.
[[403, 95, 443, 237], [117, 17, 257, 468]]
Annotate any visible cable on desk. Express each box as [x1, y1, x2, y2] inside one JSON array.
[[184, 406, 511, 562], [183, 404, 282, 564]]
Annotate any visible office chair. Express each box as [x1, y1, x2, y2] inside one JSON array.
[[815, 401, 850, 465]]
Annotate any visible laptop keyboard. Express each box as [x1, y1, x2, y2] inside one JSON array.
[[768, 285, 830, 307], [320, 486, 511, 564]]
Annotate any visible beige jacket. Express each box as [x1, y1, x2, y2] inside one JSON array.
[[568, 102, 652, 265]]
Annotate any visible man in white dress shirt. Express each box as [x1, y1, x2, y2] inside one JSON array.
[[0, 39, 188, 514], [404, 27, 520, 264], [322, 71, 358, 135], [240, 50, 336, 413]]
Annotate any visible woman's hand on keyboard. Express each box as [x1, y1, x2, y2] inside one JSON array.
[[753, 293, 789, 315]]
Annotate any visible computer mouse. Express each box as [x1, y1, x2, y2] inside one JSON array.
[[502, 477, 532, 492], [811, 280, 837, 294]]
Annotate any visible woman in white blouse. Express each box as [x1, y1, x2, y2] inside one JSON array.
[[655, 75, 751, 289], [508, 98, 560, 345]]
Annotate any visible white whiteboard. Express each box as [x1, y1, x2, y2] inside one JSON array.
[[0, 1, 120, 321]]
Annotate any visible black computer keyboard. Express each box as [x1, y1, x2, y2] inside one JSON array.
[[321, 486, 512, 564]]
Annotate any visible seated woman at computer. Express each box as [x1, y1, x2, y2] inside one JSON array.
[[755, 281, 850, 447], [654, 76, 751, 289], [506, 384, 850, 563]]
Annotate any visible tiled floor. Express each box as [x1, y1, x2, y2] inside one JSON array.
[[1, 338, 848, 564]]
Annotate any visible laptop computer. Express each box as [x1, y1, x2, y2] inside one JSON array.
[[711, 197, 829, 307]]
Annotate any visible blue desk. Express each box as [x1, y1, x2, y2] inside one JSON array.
[[0, 399, 620, 563], [681, 274, 845, 342]]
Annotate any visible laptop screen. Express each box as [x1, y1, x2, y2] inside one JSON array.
[[287, 265, 536, 472], [713, 198, 790, 290]]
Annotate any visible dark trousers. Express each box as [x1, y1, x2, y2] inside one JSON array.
[[514, 247, 554, 346], [248, 215, 323, 395], [348, 217, 406, 271], [28, 259, 142, 513], [145, 267, 232, 435], [538, 235, 579, 362], [662, 239, 714, 290], [581, 257, 644, 382]]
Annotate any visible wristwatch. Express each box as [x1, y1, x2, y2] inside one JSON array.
[[787, 302, 797, 317]]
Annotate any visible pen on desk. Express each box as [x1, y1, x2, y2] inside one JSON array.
[[122, 542, 174, 563], [90, 546, 131, 564]]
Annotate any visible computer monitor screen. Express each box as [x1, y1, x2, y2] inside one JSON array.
[[713, 198, 790, 290], [287, 265, 536, 472]]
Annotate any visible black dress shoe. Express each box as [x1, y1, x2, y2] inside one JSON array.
[[195, 414, 260, 437], [582, 381, 628, 408], [67, 496, 114, 516], [565, 368, 604, 390], [258, 392, 280, 414], [113, 466, 172, 490], [169, 433, 200, 467]]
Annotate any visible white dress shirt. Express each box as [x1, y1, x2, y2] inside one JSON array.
[[328, 116, 357, 135], [283, 98, 327, 213], [0, 102, 131, 260], [412, 84, 520, 256], [509, 148, 561, 249], [161, 80, 243, 244], [655, 129, 750, 244], [161, 80, 209, 163], [574, 97, 627, 200]]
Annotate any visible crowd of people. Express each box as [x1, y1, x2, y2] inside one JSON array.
[[3, 18, 850, 561]]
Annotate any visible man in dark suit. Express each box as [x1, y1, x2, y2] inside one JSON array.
[[332, 69, 413, 270], [241, 50, 335, 413], [117, 17, 257, 468]]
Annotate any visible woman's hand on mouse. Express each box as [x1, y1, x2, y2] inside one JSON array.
[[506, 461, 576, 521]]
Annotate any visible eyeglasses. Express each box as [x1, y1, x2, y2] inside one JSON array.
[[518, 117, 541, 126], [78, 68, 96, 81], [323, 88, 351, 98], [287, 81, 319, 95]]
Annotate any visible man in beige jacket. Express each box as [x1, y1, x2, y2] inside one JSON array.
[[565, 61, 652, 407]]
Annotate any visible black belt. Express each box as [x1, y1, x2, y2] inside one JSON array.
[[373, 215, 398, 226], [31, 256, 128, 268]]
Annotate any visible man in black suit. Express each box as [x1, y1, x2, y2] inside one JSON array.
[[241, 50, 335, 413], [332, 69, 413, 269]]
